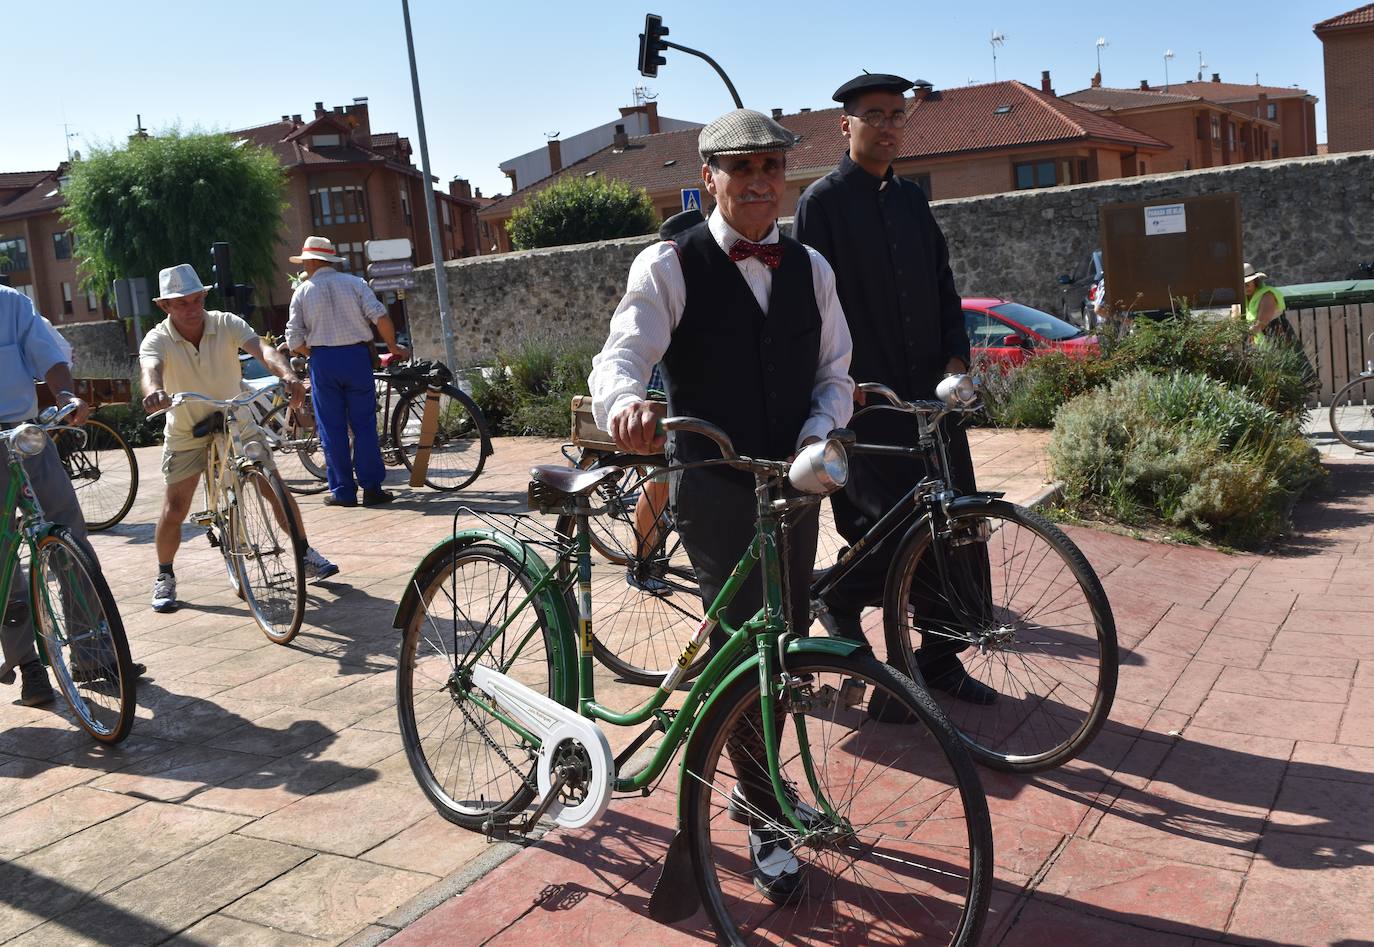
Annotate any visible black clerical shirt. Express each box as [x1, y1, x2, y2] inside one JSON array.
[[794, 153, 969, 403]]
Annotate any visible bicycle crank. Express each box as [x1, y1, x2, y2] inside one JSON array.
[[470, 665, 614, 829]]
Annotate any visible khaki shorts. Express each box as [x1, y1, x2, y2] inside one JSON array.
[[161, 430, 275, 486]]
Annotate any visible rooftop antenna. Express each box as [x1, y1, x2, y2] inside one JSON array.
[[1197, 51, 1206, 82], [989, 31, 1006, 82], [543, 130, 560, 139], [1095, 37, 1109, 78], [1163, 49, 1174, 91], [632, 85, 658, 106], [60, 123, 80, 162]]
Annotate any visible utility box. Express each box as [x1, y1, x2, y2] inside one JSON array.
[[1099, 194, 1243, 312]]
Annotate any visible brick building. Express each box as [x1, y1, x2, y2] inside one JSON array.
[[231, 98, 483, 331], [478, 80, 1169, 253], [1161, 76, 1319, 159], [1315, 4, 1374, 153], [0, 167, 116, 325], [1063, 77, 1279, 173]]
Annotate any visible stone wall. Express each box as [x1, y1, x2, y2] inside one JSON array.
[[408, 150, 1374, 365], [57, 320, 135, 378]]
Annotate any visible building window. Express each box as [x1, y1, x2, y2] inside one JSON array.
[[1014, 160, 1056, 189], [400, 184, 412, 224], [903, 173, 933, 198], [86, 288, 99, 311], [1211, 116, 1221, 140], [309, 185, 367, 227], [53, 231, 72, 260], [334, 241, 366, 273], [441, 200, 451, 226], [14, 284, 34, 301], [310, 133, 343, 148], [0, 238, 29, 274], [1266, 103, 1277, 121], [61, 281, 73, 315]]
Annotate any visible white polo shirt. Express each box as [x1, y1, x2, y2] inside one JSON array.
[[139, 310, 256, 450]]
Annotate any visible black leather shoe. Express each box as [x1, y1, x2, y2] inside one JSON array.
[[361, 489, 395, 506], [867, 688, 917, 723], [820, 604, 864, 642], [925, 664, 999, 705], [72, 662, 147, 684], [323, 495, 357, 508], [19, 661, 53, 707]]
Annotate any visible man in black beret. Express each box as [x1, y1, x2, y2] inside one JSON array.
[[590, 108, 854, 902], [795, 72, 997, 707]]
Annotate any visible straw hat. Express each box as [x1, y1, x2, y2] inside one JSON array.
[[1243, 262, 1267, 283], [154, 263, 208, 301], [289, 236, 345, 264]]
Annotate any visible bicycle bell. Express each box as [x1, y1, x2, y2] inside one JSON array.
[[936, 373, 978, 407], [789, 438, 849, 494]]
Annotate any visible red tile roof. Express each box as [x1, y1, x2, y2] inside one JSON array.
[[227, 117, 419, 177], [0, 171, 54, 193], [1062, 87, 1204, 111], [1166, 79, 1311, 102], [1314, 3, 1374, 31], [482, 81, 1168, 217], [0, 172, 62, 223]]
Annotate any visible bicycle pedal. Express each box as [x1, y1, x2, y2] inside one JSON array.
[[190, 510, 213, 526]]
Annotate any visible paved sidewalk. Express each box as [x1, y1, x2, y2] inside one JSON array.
[[0, 429, 1052, 945], [385, 457, 1374, 946]]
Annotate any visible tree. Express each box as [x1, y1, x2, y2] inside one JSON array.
[[506, 175, 659, 250], [62, 130, 287, 311]]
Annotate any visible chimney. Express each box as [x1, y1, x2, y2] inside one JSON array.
[[314, 101, 325, 118], [1140, 79, 1150, 90], [914, 80, 934, 102], [800, 107, 811, 113], [1091, 72, 1102, 88], [292, 114, 302, 123], [613, 123, 628, 149], [281, 115, 290, 122], [547, 138, 563, 173], [1041, 70, 1054, 94], [449, 177, 472, 199], [644, 101, 660, 134], [771, 107, 783, 119], [1212, 73, 1221, 83], [344, 97, 371, 146], [475, 187, 483, 199]]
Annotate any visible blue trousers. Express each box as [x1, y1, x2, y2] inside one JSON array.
[[309, 344, 385, 500]]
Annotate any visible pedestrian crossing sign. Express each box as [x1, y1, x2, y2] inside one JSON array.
[[681, 188, 702, 213]]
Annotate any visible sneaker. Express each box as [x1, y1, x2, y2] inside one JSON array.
[[303, 547, 340, 582], [19, 661, 54, 707], [747, 826, 806, 904], [151, 572, 177, 613]]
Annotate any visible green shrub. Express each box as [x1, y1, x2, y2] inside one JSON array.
[[469, 338, 602, 437], [976, 353, 1106, 428], [507, 176, 660, 250], [1049, 370, 1323, 548]]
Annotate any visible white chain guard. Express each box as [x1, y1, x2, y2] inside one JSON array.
[[471, 665, 614, 829]]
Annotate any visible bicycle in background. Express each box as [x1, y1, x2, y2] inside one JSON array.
[[374, 358, 492, 491]]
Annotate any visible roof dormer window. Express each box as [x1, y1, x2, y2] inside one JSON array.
[[311, 133, 343, 148]]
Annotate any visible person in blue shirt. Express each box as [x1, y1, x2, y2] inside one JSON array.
[[0, 285, 143, 704]]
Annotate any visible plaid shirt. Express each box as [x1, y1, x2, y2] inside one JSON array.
[[285, 266, 386, 351]]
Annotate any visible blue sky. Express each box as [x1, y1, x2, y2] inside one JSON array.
[[2, 1, 1340, 197]]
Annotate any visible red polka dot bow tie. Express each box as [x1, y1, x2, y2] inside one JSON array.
[[728, 239, 783, 269]]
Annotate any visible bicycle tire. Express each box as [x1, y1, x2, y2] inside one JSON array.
[[1329, 375, 1374, 452], [30, 527, 137, 744], [231, 466, 306, 645], [53, 419, 139, 531], [554, 454, 706, 687], [397, 542, 566, 828], [884, 499, 1117, 773], [682, 650, 991, 946], [392, 383, 491, 491]]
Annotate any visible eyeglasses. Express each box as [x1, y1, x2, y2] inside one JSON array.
[[849, 109, 908, 130]]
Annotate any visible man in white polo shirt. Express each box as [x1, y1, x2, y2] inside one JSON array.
[[140, 264, 338, 613]]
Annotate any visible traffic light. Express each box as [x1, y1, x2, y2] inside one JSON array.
[[234, 283, 256, 323], [210, 241, 235, 311], [638, 14, 668, 78]]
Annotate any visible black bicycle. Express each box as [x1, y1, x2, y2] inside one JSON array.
[[374, 359, 492, 491]]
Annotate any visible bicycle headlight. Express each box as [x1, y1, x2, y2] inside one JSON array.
[[788, 438, 848, 495], [935, 373, 978, 407], [242, 439, 269, 463], [10, 424, 47, 458]]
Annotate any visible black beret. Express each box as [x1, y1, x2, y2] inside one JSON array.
[[831, 72, 915, 103]]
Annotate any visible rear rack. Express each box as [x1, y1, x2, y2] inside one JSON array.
[[450, 506, 573, 560]]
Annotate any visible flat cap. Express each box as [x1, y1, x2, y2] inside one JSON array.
[[698, 109, 796, 163], [831, 72, 915, 103]]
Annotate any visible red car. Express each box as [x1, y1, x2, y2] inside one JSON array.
[[962, 297, 1100, 366]]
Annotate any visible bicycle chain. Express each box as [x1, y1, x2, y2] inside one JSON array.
[[455, 686, 539, 795]]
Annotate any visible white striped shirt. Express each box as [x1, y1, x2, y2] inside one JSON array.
[[285, 266, 386, 350]]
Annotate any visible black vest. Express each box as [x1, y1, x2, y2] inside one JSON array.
[[661, 221, 821, 473]]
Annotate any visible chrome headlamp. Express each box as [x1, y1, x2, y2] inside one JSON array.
[[242, 439, 269, 463], [788, 438, 849, 495], [935, 373, 978, 407], [10, 424, 48, 458]]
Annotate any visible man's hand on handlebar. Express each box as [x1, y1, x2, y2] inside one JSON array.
[[143, 388, 172, 414], [283, 376, 306, 410], [609, 400, 665, 454], [388, 343, 412, 362], [56, 394, 91, 427]]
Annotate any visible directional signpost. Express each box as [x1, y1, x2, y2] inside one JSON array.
[[365, 239, 415, 292]]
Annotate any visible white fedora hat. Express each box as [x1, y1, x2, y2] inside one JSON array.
[[1243, 262, 1267, 283], [289, 236, 345, 264], [154, 263, 208, 301]]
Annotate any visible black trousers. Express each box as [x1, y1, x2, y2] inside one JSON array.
[[672, 467, 819, 818], [825, 418, 981, 676]]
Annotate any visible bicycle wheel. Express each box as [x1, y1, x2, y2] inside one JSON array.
[[885, 499, 1117, 773], [1330, 375, 1374, 452], [52, 419, 138, 531], [397, 542, 565, 828], [273, 394, 329, 495], [230, 467, 305, 645], [555, 456, 705, 687], [30, 527, 136, 744], [393, 384, 491, 491], [682, 651, 991, 946]]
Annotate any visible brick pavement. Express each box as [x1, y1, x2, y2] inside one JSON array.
[[0, 429, 1052, 944], [383, 456, 1374, 947]]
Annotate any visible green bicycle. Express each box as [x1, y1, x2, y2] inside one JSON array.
[[1, 403, 136, 744], [394, 419, 992, 945]]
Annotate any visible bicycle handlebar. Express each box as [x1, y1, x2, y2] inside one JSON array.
[[146, 385, 280, 422]]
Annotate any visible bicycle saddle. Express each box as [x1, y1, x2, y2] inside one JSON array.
[[192, 411, 226, 438], [528, 464, 621, 496]]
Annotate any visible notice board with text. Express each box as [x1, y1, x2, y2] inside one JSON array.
[[1099, 193, 1243, 312]]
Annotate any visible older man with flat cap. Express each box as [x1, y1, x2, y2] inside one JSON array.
[[590, 108, 853, 902], [795, 73, 996, 707]]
